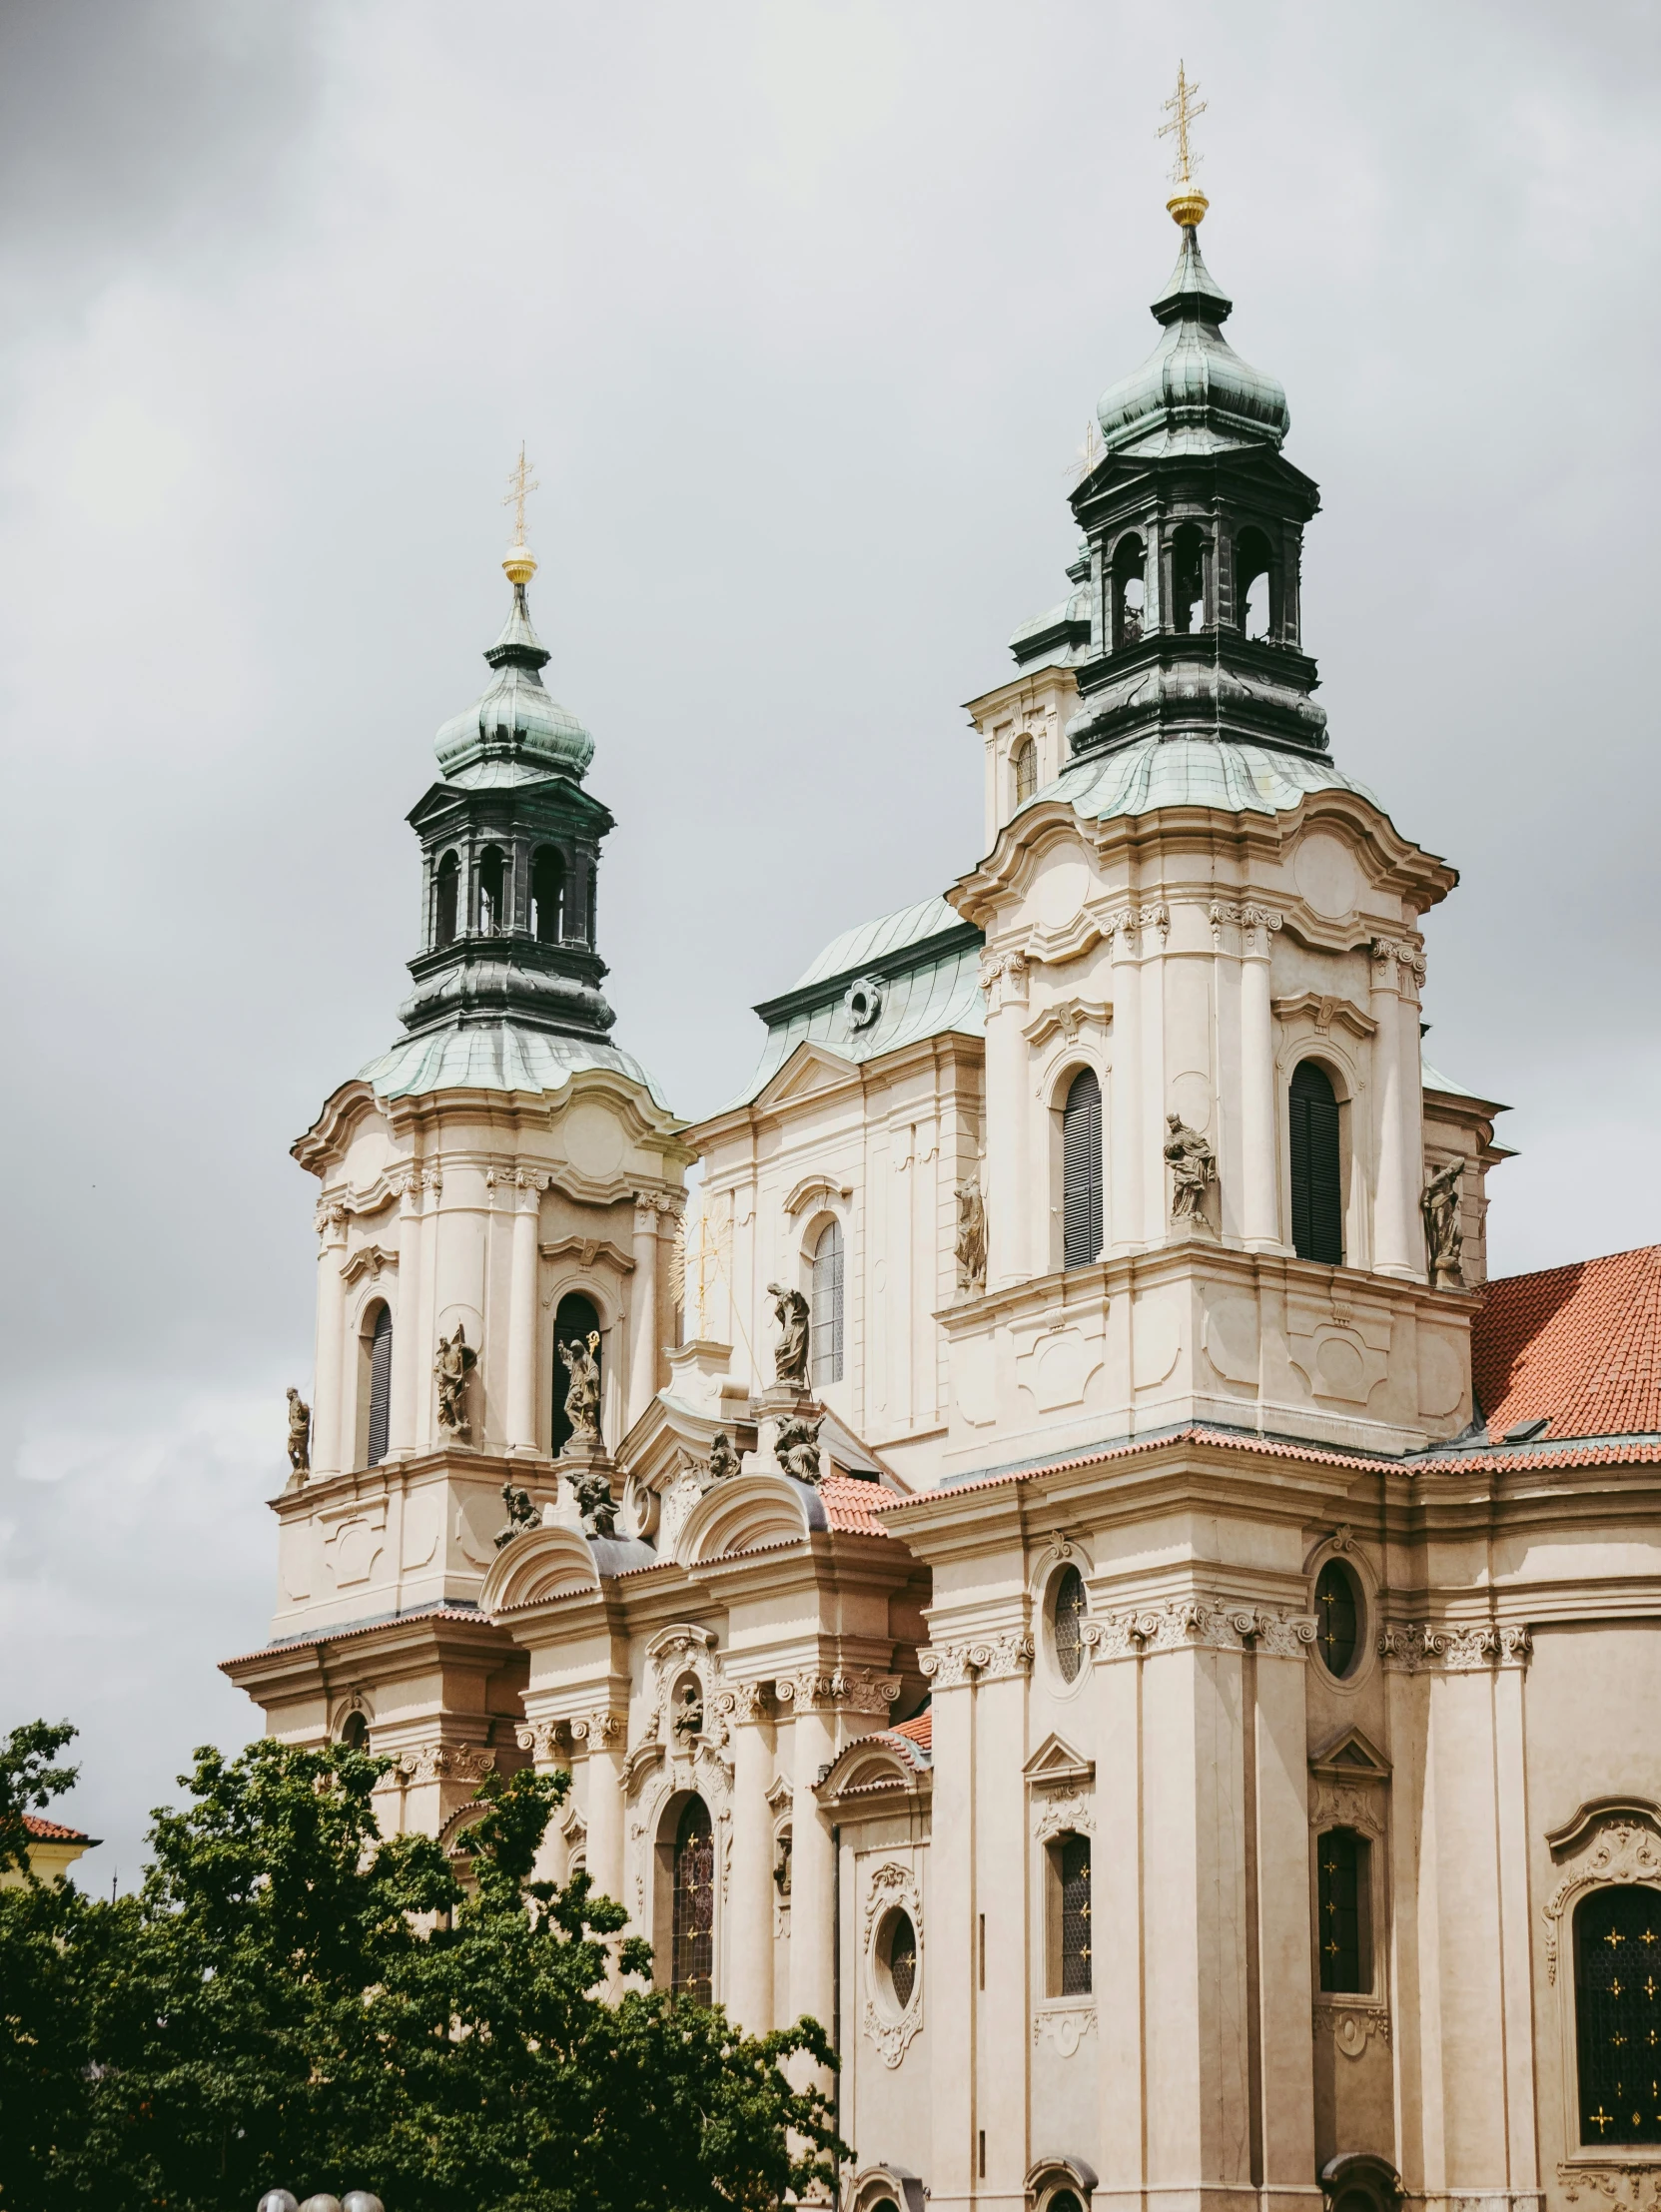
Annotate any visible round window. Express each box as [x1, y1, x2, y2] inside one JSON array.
[[1052, 1564, 1087, 1683], [876, 1906, 919, 2013], [1313, 1558, 1362, 1679]]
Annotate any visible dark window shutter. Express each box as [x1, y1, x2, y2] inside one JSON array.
[[1288, 1061, 1343, 1265], [366, 1305, 394, 1468], [1062, 1069, 1103, 1268]]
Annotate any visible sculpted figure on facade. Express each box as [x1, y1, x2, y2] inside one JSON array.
[[775, 1414, 823, 1485], [568, 1464, 618, 1540], [766, 1281, 811, 1387], [433, 1324, 476, 1438], [955, 1176, 988, 1294], [1422, 1156, 1465, 1289], [493, 1482, 538, 1550], [707, 1431, 742, 1484], [285, 1386, 311, 1478], [558, 1329, 603, 1447], [1164, 1113, 1217, 1225]]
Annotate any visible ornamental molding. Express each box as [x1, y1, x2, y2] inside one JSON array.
[[1559, 2167, 1661, 2207], [918, 1633, 1035, 1687], [1023, 999, 1114, 1050], [979, 950, 1031, 1013], [1033, 2003, 1097, 2057], [783, 1173, 854, 1219], [1310, 1782, 1388, 1842], [861, 1858, 924, 2070], [1034, 1791, 1095, 1845], [1369, 937, 1427, 987], [1108, 903, 1171, 947], [537, 1233, 635, 1278], [569, 1710, 625, 1747], [514, 1718, 570, 1765], [625, 1626, 726, 1782], [1091, 1600, 1317, 1660], [1273, 990, 1378, 1043], [1543, 1822, 1661, 1984], [397, 1744, 494, 1787], [342, 1243, 399, 1286], [714, 1680, 772, 1725], [1210, 901, 1283, 952], [1313, 2004, 1391, 2059], [774, 1668, 902, 1715], [1378, 1621, 1533, 1675]]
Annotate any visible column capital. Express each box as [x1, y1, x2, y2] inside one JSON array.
[[774, 1667, 902, 1715], [919, 1632, 1035, 1686], [714, 1679, 773, 1725], [979, 948, 1030, 1013], [314, 1201, 349, 1246], [569, 1708, 627, 1748]]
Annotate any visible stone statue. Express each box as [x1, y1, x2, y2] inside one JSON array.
[[1422, 1157, 1465, 1289], [955, 1177, 988, 1293], [708, 1431, 742, 1483], [558, 1330, 602, 1448], [285, 1386, 311, 1477], [1164, 1113, 1218, 1224], [433, 1324, 477, 1438], [569, 1465, 618, 1540], [493, 1482, 538, 1550], [766, 1281, 811, 1388], [671, 1679, 703, 1742], [775, 1413, 824, 1485]]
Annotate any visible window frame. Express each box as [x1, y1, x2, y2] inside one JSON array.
[[1547, 1834, 1661, 2165], [807, 1213, 845, 1388], [1288, 1057, 1345, 1266], [1044, 1829, 1093, 1998], [1059, 1064, 1105, 1271]]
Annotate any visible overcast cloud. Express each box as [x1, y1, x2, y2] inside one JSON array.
[[0, 0, 1655, 1882]]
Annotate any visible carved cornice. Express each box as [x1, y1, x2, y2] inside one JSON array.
[[918, 1633, 1035, 1687], [1378, 1622, 1532, 1675], [342, 1243, 398, 1286], [538, 1234, 635, 1277], [1091, 1601, 1317, 1660], [1544, 1822, 1661, 1984], [1023, 999, 1114, 1050], [1273, 990, 1378, 1042]]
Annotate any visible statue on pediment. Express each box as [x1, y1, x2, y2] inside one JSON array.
[[766, 1281, 811, 1387]]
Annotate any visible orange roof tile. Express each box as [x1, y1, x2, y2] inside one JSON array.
[[22, 1814, 90, 1843], [819, 1471, 893, 1535], [1473, 1245, 1661, 1441], [889, 1709, 932, 1752]]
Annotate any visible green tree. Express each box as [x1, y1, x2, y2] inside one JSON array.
[[0, 1730, 844, 2212]]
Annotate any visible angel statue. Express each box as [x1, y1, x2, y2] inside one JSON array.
[[1421, 1157, 1465, 1289], [1164, 1112, 1218, 1225], [559, 1329, 603, 1448], [775, 1414, 823, 1485], [766, 1281, 811, 1388], [433, 1324, 477, 1438], [285, 1386, 311, 1478], [493, 1482, 538, 1551]]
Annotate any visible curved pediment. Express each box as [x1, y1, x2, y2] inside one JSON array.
[[817, 1734, 928, 1802], [480, 1524, 601, 1614], [675, 1470, 826, 1566]]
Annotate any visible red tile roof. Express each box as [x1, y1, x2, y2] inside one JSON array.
[[820, 1471, 894, 1535], [889, 1709, 932, 1752], [22, 1814, 90, 1844], [1473, 1245, 1661, 1442]]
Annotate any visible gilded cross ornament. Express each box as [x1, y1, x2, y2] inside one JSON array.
[[503, 440, 539, 546], [1159, 62, 1210, 227]]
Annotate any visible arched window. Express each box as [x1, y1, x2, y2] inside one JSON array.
[[365, 1303, 393, 1468], [338, 1711, 369, 1752], [1171, 521, 1209, 634], [671, 1796, 714, 2004], [1062, 1068, 1103, 1269], [434, 851, 459, 949], [564, 857, 589, 947], [1316, 1827, 1372, 1993], [1575, 1882, 1661, 2144], [1053, 1565, 1087, 1683], [550, 1291, 602, 1456], [530, 846, 564, 943], [1112, 532, 1147, 647], [477, 844, 506, 935], [810, 1218, 844, 1386], [1013, 736, 1038, 806], [1046, 1832, 1092, 1995], [1289, 1060, 1343, 1265], [1236, 525, 1276, 640]]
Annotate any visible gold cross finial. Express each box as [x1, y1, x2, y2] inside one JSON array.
[[502, 442, 540, 584], [1159, 63, 1211, 229]]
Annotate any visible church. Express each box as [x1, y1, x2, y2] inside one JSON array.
[[225, 117, 1661, 2212]]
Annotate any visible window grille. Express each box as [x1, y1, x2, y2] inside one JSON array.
[[366, 1305, 394, 1469], [887, 1911, 917, 2008], [1575, 1883, 1661, 2144], [1289, 1060, 1343, 1264], [1014, 738, 1038, 805], [1060, 1834, 1092, 1994], [1317, 1827, 1370, 1993], [671, 1797, 714, 2004], [1062, 1069, 1103, 1268], [1054, 1566, 1087, 1683], [810, 1219, 844, 1386]]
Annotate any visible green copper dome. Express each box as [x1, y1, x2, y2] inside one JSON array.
[[433, 580, 595, 786], [1096, 230, 1289, 459]]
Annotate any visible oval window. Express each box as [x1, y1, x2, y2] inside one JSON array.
[[878, 1907, 919, 2013], [1053, 1565, 1087, 1684], [1314, 1559, 1361, 1679]]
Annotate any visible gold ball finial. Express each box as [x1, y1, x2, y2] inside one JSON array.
[[501, 442, 539, 587], [503, 543, 537, 585], [1167, 183, 1209, 229]]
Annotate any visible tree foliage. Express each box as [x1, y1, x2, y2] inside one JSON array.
[[0, 1727, 843, 2212]]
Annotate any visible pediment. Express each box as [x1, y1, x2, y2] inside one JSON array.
[[1308, 1725, 1390, 1783], [1023, 1731, 1095, 1790], [755, 1042, 858, 1112], [676, 1469, 824, 1566], [479, 1523, 601, 1615]]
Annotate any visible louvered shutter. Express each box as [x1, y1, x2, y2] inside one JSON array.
[[1062, 1069, 1104, 1268], [1288, 1061, 1343, 1265], [366, 1305, 394, 1468]]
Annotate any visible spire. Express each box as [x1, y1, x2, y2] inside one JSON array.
[[1159, 62, 1210, 230]]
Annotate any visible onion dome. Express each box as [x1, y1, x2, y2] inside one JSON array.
[[433, 546, 596, 787], [1095, 230, 1290, 460]]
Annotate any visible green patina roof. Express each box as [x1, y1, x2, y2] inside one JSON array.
[[362, 1021, 672, 1110], [1028, 732, 1371, 827], [1096, 230, 1290, 460], [728, 896, 983, 1109], [433, 584, 595, 786]]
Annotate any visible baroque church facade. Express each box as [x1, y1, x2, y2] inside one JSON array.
[[227, 177, 1661, 2212]]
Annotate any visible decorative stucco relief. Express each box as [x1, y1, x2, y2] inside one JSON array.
[[861, 1858, 924, 2069], [1309, 1782, 1387, 1841], [1033, 1792, 1095, 1844], [1559, 2167, 1661, 2207], [396, 1744, 495, 1787], [1544, 1822, 1661, 1984], [1378, 1622, 1532, 1674], [774, 1668, 902, 1715], [1312, 2004, 1390, 2059], [919, 1634, 1035, 1687], [1033, 2005, 1097, 2058], [1092, 1601, 1317, 1659]]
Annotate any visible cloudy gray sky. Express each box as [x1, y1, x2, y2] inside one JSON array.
[[1, 0, 1655, 1881]]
